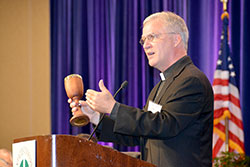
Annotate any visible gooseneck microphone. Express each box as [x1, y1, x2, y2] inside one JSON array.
[[88, 80, 128, 141]]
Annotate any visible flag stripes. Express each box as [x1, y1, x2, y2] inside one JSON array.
[[212, 11, 244, 159]]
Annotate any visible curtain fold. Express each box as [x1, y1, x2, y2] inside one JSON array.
[[50, 0, 250, 154]]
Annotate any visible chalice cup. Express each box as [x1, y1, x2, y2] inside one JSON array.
[[64, 74, 89, 127]]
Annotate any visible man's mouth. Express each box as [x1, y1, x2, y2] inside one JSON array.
[[147, 52, 155, 56]]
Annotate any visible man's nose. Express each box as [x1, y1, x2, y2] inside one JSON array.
[[143, 40, 152, 50]]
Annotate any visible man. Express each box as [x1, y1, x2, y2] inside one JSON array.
[[69, 11, 213, 167], [0, 149, 13, 167]]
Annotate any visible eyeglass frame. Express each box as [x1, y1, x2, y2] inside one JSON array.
[[139, 32, 176, 46]]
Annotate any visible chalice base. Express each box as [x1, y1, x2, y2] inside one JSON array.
[[70, 112, 90, 127]]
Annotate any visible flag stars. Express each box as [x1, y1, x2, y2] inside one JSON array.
[[229, 64, 234, 69], [228, 57, 231, 61], [217, 59, 222, 65], [219, 50, 222, 55], [230, 71, 236, 77], [221, 35, 224, 40]]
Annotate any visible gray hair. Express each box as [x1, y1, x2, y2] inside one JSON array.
[[143, 11, 189, 50]]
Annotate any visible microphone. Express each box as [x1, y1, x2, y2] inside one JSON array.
[[88, 80, 128, 141], [113, 80, 128, 98]]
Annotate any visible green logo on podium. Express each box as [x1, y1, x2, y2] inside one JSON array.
[[20, 159, 29, 167]]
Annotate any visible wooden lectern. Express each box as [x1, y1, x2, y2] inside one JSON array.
[[13, 135, 155, 167]]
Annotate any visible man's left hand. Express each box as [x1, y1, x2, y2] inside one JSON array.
[[85, 79, 116, 114]]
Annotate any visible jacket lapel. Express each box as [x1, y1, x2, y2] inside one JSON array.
[[154, 56, 193, 104], [154, 78, 173, 103]]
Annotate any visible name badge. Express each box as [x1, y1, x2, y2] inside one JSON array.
[[148, 100, 162, 113]]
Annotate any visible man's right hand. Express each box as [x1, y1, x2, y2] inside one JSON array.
[[68, 99, 100, 125]]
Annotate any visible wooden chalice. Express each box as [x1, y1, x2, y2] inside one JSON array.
[[64, 74, 89, 127]]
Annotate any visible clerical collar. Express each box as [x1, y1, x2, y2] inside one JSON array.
[[160, 73, 165, 81], [159, 66, 174, 81]]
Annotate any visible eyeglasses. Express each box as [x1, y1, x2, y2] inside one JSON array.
[[139, 32, 176, 46]]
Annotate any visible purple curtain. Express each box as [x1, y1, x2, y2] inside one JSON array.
[[50, 0, 250, 154]]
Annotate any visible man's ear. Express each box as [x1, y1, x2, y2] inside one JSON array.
[[174, 34, 182, 47]]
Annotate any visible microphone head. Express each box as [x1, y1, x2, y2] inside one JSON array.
[[121, 80, 128, 89]]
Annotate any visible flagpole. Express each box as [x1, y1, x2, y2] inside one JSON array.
[[220, 0, 229, 152], [221, 0, 228, 12], [225, 114, 229, 152]]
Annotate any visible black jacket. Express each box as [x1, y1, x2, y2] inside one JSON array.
[[97, 56, 214, 167]]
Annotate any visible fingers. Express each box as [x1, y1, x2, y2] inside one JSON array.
[[85, 96, 95, 109], [68, 98, 79, 107], [86, 100, 94, 111], [79, 100, 88, 107], [85, 89, 98, 97], [69, 99, 86, 108], [72, 106, 78, 113], [84, 79, 113, 114], [99, 79, 108, 92], [85, 89, 99, 105], [68, 98, 72, 103]]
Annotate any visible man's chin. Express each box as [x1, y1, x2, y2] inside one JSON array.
[[148, 61, 156, 68]]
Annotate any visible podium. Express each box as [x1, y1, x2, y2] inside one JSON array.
[[13, 135, 155, 167]]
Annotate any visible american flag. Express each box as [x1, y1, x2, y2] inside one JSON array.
[[212, 12, 245, 158]]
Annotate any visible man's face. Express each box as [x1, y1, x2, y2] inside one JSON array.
[[141, 19, 175, 72]]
